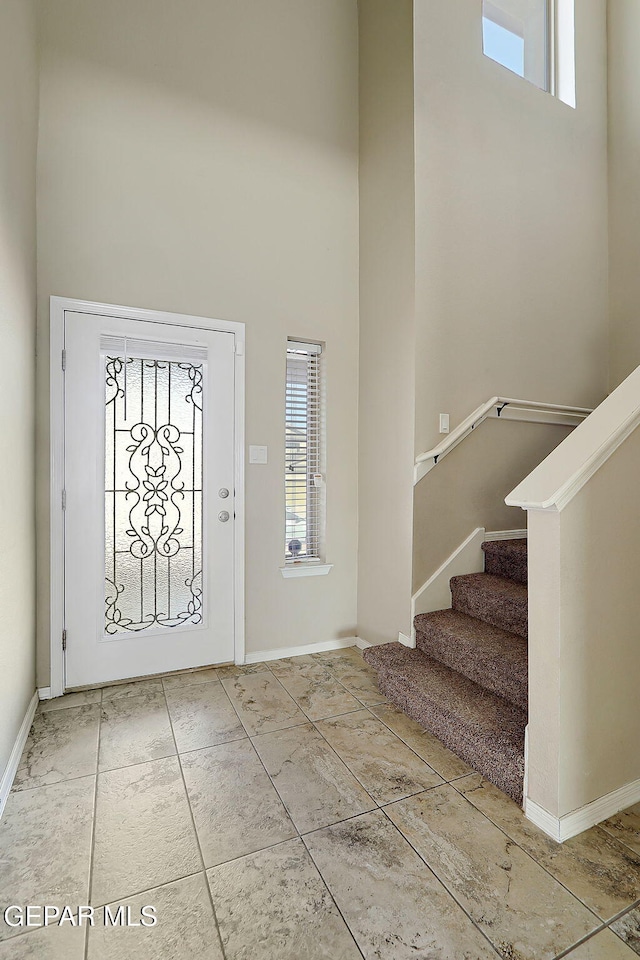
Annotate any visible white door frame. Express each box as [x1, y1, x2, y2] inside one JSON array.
[[49, 296, 245, 697]]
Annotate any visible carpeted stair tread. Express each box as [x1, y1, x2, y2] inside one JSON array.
[[451, 572, 528, 639], [362, 643, 525, 803], [414, 608, 527, 711], [482, 538, 527, 585]]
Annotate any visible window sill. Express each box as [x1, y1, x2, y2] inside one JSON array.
[[280, 562, 333, 579]]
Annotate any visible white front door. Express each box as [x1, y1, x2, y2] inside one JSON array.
[[64, 310, 236, 688]]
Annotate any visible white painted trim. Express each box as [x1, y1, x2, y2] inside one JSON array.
[[244, 637, 358, 664], [415, 396, 591, 485], [50, 300, 66, 699], [525, 774, 640, 842], [50, 297, 246, 689], [412, 528, 486, 624], [525, 799, 563, 841], [484, 529, 528, 541], [506, 366, 640, 512], [233, 335, 246, 668], [38, 687, 52, 701], [522, 725, 529, 812], [398, 632, 414, 648], [411, 528, 527, 635], [355, 637, 372, 650], [0, 692, 38, 819], [279, 563, 334, 579], [508, 412, 638, 511]]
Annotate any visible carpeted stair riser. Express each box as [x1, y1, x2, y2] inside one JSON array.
[[414, 608, 527, 711], [482, 538, 527, 585], [363, 643, 525, 803], [450, 572, 528, 639]]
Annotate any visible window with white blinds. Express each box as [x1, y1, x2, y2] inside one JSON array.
[[285, 340, 325, 562]]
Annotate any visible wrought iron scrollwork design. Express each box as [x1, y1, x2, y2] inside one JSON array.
[[105, 357, 204, 635]]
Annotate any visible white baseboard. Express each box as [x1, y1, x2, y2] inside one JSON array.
[[355, 637, 372, 650], [525, 774, 640, 842], [398, 632, 414, 648], [522, 725, 529, 812], [244, 637, 359, 664], [484, 529, 528, 541], [0, 691, 38, 820], [38, 687, 52, 701]]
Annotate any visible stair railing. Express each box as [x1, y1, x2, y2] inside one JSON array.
[[414, 397, 593, 485]]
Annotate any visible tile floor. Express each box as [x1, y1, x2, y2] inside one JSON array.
[[1, 645, 639, 959]]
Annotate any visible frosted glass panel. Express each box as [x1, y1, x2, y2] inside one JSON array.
[[104, 355, 204, 635]]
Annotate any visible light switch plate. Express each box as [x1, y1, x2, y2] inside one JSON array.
[[249, 445, 268, 464]]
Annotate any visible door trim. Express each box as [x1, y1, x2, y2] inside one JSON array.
[[49, 296, 245, 697]]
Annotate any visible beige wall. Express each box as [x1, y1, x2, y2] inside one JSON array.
[[411, 0, 610, 592], [0, 1, 38, 775], [413, 419, 572, 592], [608, 0, 640, 388], [36, 0, 359, 682], [357, 0, 416, 646], [528, 427, 640, 817]]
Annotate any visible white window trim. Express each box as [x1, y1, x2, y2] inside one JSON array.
[[280, 562, 333, 579]]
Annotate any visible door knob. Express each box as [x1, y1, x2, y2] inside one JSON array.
[[218, 510, 230, 522]]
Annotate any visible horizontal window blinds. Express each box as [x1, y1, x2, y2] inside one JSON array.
[[285, 342, 324, 561]]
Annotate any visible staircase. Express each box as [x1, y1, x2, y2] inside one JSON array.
[[363, 539, 528, 804]]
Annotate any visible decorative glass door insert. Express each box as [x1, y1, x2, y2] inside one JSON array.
[[103, 342, 205, 636]]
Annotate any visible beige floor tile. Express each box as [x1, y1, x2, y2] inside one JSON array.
[[304, 809, 498, 959], [13, 704, 100, 791], [215, 662, 270, 679], [456, 774, 640, 920], [321, 656, 387, 705], [611, 906, 640, 955], [40, 689, 102, 712], [91, 756, 201, 906], [252, 723, 375, 833], [276, 668, 362, 721], [310, 647, 362, 667], [102, 677, 163, 700], [181, 739, 296, 866], [165, 681, 246, 752], [101, 678, 165, 701], [316, 710, 443, 804], [386, 785, 601, 959], [267, 654, 326, 678], [162, 668, 220, 690], [562, 928, 639, 958], [370, 702, 474, 780], [208, 838, 362, 960], [0, 777, 95, 941], [87, 873, 223, 960], [221, 672, 307, 736], [602, 804, 640, 857], [0, 924, 86, 959], [99, 689, 176, 772]]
